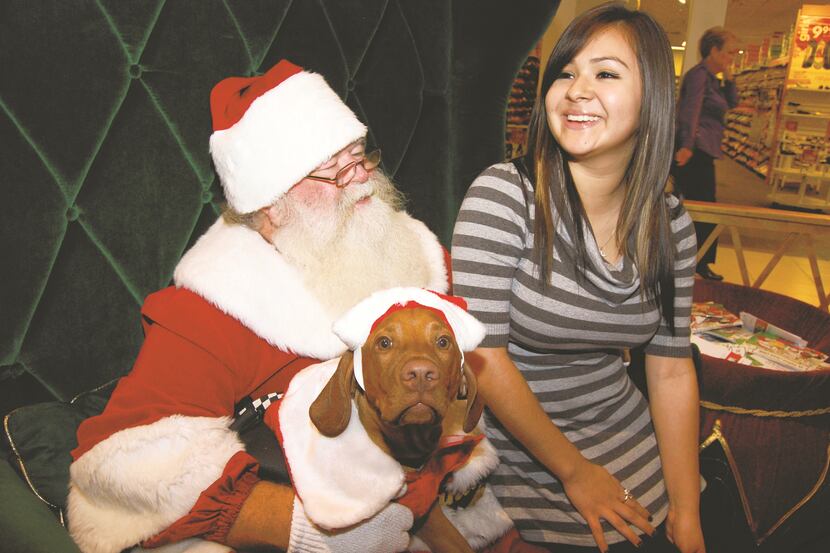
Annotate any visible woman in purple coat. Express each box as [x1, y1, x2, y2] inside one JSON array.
[[673, 27, 739, 281]]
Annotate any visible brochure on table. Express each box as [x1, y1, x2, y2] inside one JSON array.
[[690, 302, 830, 372]]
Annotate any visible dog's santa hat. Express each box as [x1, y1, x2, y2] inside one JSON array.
[[209, 59, 367, 213], [332, 287, 487, 389]]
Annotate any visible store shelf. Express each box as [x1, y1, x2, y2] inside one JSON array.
[[767, 192, 830, 212], [751, 4, 830, 213], [722, 63, 784, 185], [771, 167, 829, 179]]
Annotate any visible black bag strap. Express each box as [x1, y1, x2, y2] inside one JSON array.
[[229, 392, 283, 433], [230, 355, 304, 430]]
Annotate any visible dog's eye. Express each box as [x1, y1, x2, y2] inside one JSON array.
[[376, 336, 393, 350], [436, 335, 451, 349]]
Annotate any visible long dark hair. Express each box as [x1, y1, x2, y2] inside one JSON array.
[[518, 1, 677, 330]]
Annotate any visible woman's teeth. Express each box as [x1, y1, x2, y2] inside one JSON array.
[[567, 114, 600, 122]]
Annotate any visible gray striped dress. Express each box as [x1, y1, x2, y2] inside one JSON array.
[[451, 163, 696, 546]]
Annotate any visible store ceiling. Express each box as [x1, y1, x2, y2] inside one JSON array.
[[641, 0, 816, 50]]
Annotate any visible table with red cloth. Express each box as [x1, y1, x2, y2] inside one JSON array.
[[693, 280, 830, 550]]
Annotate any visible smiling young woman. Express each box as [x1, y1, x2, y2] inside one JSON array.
[[452, 3, 704, 553]]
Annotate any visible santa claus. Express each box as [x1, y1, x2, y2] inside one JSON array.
[[65, 60, 518, 553]]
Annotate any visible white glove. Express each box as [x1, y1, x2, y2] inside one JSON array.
[[287, 496, 414, 553]]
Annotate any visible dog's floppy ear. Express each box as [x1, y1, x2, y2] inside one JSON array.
[[309, 350, 356, 437], [461, 362, 484, 433]]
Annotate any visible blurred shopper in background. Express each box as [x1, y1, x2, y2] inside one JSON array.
[[673, 27, 739, 281]]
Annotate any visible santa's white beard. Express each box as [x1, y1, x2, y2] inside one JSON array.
[[271, 171, 433, 318]]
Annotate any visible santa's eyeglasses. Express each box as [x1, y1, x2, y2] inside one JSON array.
[[305, 149, 381, 188]]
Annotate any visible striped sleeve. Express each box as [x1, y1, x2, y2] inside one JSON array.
[[451, 164, 529, 347], [645, 197, 696, 357]]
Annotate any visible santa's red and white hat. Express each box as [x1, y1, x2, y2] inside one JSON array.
[[332, 287, 486, 389], [209, 60, 367, 213]]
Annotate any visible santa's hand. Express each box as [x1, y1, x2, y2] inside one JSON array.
[[287, 496, 414, 553]]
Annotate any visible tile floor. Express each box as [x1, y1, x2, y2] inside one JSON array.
[[706, 246, 830, 309]]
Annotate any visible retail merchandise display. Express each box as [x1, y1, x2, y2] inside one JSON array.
[[722, 64, 786, 178], [723, 4, 830, 212]]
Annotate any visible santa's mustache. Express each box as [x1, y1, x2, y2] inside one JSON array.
[[338, 180, 374, 206], [363, 169, 406, 211]]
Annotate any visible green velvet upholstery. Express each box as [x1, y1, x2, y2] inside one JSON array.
[[0, 461, 82, 553], [1, 0, 559, 549]]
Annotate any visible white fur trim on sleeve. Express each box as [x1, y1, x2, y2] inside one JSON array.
[[67, 416, 242, 553], [401, 216, 450, 294]]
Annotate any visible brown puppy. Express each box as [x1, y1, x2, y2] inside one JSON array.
[[310, 307, 484, 553]]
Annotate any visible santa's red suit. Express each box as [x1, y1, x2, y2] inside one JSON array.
[[66, 215, 449, 553]]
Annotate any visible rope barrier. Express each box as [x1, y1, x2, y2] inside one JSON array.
[[700, 400, 830, 418]]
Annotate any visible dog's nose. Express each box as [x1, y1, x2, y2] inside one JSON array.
[[401, 360, 439, 391]]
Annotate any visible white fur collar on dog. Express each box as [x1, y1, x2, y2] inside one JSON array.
[[279, 359, 405, 529], [278, 360, 500, 530]]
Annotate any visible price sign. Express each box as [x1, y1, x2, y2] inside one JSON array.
[[789, 14, 830, 89], [795, 16, 830, 47]]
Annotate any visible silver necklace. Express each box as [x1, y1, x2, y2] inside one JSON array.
[[598, 231, 616, 260]]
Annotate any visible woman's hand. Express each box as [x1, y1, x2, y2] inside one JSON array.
[[674, 147, 694, 167], [666, 505, 706, 553], [561, 459, 654, 553]]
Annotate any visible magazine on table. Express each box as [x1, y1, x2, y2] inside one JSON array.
[[690, 302, 742, 332], [739, 311, 807, 347], [690, 303, 829, 372]]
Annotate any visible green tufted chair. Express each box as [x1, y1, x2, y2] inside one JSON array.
[[0, 1, 559, 551]]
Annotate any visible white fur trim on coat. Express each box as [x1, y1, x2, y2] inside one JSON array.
[[68, 416, 242, 553], [173, 216, 448, 360], [406, 216, 451, 293], [210, 71, 367, 213]]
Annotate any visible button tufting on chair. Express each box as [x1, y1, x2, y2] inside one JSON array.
[[65, 205, 80, 222]]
